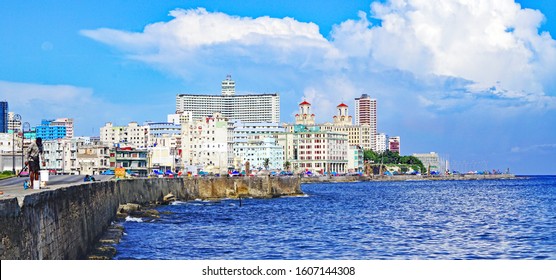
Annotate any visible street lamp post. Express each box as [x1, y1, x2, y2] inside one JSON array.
[[12, 114, 21, 174]]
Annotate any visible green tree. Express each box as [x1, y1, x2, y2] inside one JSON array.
[[263, 158, 270, 170], [284, 161, 291, 171]]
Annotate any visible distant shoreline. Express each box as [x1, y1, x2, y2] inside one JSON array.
[[301, 174, 516, 183]]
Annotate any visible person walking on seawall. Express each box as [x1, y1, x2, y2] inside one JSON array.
[[25, 137, 44, 189]]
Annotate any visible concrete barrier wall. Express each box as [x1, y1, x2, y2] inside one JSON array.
[[0, 176, 301, 260]]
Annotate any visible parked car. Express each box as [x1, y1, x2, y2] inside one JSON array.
[[101, 170, 115, 175], [49, 169, 57, 175]]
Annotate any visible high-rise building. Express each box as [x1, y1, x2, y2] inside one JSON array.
[[354, 94, 377, 150], [176, 75, 280, 123], [0, 101, 7, 133]]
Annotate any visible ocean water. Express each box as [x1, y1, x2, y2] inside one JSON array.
[[114, 176, 556, 260]]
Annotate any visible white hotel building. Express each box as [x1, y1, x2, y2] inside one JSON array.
[[176, 75, 280, 123]]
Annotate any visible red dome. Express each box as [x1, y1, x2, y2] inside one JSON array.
[[337, 103, 348, 107], [299, 100, 311, 106]]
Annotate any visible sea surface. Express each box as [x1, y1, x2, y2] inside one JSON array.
[[114, 176, 556, 260]]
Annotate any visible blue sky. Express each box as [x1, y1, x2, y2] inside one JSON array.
[[1, 0, 555, 175]]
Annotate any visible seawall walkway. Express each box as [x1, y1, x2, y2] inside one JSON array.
[[0, 176, 301, 260]]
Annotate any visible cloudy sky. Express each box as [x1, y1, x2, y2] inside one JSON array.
[[1, 0, 555, 174]]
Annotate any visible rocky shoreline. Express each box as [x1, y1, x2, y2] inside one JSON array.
[[87, 199, 175, 260]]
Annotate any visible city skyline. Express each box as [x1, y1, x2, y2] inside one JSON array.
[[1, 0, 556, 175]]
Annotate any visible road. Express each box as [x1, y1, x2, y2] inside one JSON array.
[[0, 175, 113, 201]]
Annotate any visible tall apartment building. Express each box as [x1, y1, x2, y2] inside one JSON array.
[[181, 113, 234, 174], [354, 94, 377, 150], [0, 101, 7, 133], [176, 75, 280, 123]]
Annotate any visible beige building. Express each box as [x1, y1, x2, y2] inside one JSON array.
[[76, 141, 111, 175], [288, 102, 373, 151], [181, 113, 234, 174], [277, 129, 349, 174], [100, 122, 149, 149]]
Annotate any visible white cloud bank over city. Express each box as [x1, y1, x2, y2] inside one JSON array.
[[81, 1, 556, 112]]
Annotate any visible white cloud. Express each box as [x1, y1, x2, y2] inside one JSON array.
[[81, 8, 340, 72], [331, 0, 556, 105], [81, 2, 556, 120]]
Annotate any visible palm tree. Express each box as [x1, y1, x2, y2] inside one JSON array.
[[284, 161, 291, 171]]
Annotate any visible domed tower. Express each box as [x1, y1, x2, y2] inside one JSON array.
[[295, 100, 315, 125], [333, 103, 352, 126], [221, 75, 235, 96]]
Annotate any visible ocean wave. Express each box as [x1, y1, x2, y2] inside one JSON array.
[[125, 216, 143, 223]]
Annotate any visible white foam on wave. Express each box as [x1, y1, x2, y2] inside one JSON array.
[[170, 201, 187, 206], [125, 216, 143, 223], [281, 194, 309, 198]]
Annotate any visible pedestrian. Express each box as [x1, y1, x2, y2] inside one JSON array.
[[25, 137, 44, 189]]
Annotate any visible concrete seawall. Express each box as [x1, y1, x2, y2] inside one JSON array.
[[0, 176, 301, 260]]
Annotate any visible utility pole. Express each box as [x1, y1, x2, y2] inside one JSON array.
[[11, 114, 21, 174]]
